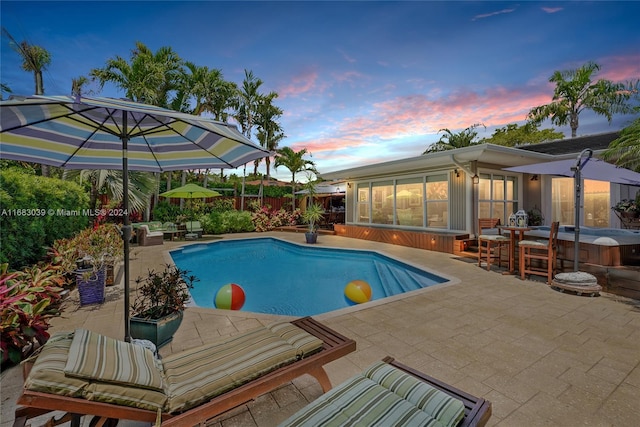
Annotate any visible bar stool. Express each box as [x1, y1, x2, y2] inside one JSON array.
[[477, 218, 510, 271], [518, 222, 560, 285]]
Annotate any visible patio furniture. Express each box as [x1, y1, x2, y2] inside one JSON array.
[[14, 317, 356, 427], [138, 225, 164, 246], [477, 218, 510, 271], [280, 356, 492, 427], [500, 225, 533, 275], [185, 220, 203, 238], [518, 221, 560, 285]]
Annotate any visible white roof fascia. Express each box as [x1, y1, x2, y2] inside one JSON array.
[[320, 144, 554, 181]]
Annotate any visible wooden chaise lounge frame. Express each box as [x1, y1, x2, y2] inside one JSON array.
[[383, 357, 492, 427], [13, 317, 356, 427]]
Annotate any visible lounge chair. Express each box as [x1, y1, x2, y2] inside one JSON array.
[[13, 317, 355, 427], [280, 356, 492, 427], [185, 220, 203, 238]]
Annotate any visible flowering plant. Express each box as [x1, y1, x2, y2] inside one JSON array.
[[251, 206, 301, 232]]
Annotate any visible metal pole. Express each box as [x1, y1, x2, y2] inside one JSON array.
[[572, 149, 593, 272], [122, 111, 132, 342]]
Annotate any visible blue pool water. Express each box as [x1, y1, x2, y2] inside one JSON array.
[[170, 237, 448, 316]]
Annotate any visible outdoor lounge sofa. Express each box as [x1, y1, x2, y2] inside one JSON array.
[[13, 317, 355, 427], [280, 356, 492, 427], [138, 224, 164, 246]]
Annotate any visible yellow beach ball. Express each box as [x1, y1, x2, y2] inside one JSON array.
[[344, 280, 372, 304]]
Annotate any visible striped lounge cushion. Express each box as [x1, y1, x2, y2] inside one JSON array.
[[24, 331, 167, 411], [63, 328, 164, 392], [163, 323, 323, 413], [23, 332, 88, 398], [280, 362, 465, 427]]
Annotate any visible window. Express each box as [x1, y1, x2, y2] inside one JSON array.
[[426, 175, 448, 228], [371, 181, 394, 224], [396, 178, 424, 226], [478, 173, 518, 225], [356, 184, 370, 223], [551, 178, 610, 227]]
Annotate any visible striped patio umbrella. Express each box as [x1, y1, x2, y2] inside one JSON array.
[[0, 95, 269, 340]]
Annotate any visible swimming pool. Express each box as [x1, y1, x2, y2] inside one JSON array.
[[170, 237, 449, 316]]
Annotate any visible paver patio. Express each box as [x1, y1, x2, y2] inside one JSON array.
[[2, 232, 639, 426]]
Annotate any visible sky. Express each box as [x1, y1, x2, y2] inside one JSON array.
[[2, 1, 639, 182]]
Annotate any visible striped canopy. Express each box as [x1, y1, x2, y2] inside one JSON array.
[[0, 95, 269, 342], [0, 95, 269, 171]]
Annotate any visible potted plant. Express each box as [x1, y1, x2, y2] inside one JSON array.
[[612, 199, 639, 218], [302, 203, 325, 244], [526, 207, 544, 226], [50, 225, 123, 305], [129, 264, 198, 348]]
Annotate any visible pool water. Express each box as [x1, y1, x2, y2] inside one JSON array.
[[170, 237, 448, 316]]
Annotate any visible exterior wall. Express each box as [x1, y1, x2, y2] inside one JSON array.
[[334, 224, 470, 255]]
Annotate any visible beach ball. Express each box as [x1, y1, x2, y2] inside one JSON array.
[[215, 283, 245, 310], [344, 280, 372, 304]]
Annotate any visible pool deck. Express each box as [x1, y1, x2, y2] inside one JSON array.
[[2, 232, 640, 426]]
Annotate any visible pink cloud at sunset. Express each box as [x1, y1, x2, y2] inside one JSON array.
[[471, 8, 515, 21], [277, 69, 321, 98]]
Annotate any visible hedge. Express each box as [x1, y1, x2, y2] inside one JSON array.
[[0, 169, 90, 269]]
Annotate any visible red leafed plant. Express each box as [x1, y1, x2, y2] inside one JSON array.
[[0, 263, 65, 366]]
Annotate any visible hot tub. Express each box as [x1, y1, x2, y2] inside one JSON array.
[[525, 226, 640, 266]]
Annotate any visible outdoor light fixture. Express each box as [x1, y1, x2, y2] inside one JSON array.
[[347, 182, 352, 188], [472, 174, 480, 184], [454, 168, 460, 178], [530, 174, 539, 181]]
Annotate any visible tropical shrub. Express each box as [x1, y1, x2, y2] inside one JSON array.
[[251, 206, 301, 232], [152, 200, 181, 222], [201, 210, 255, 234], [0, 263, 65, 365], [0, 168, 90, 269]]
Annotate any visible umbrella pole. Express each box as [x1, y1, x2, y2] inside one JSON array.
[[122, 113, 132, 342], [572, 149, 592, 272]]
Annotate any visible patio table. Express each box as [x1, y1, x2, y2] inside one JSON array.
[[500, 226, 532, 275]]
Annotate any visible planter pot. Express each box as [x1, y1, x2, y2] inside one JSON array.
[[620, 211, 640, 219], [105, 263, 115, 286], [305, 232, 318, 244], [76, 267, 106, 306], [130, 311, 183, 348]]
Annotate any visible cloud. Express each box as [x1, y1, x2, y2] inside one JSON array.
[[598, 54, 640, 82], [338, 48, 357, 64], [277, 69, 322, 98], [472, 8, 515, 21], [541, 7, 563, 14], [286, 84, 554, 160]]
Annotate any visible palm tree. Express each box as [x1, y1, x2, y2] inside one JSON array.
[[1, 83, 11, 99], [180, 62, 227, 116], [90, 41, 183, 108], [423, 124, 484, 153], [602, 118, 640, 172], [254, 92, 285, 177], [274, 147, 317, 211], [64, 169, 157, 213], [234, 69, 263, 138], [2, 28, 51, 95], [528, 62, 639, 137], [3, 28, 52, 175]]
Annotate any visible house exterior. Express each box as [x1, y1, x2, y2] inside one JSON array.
[[321, 131, 639, 235]]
